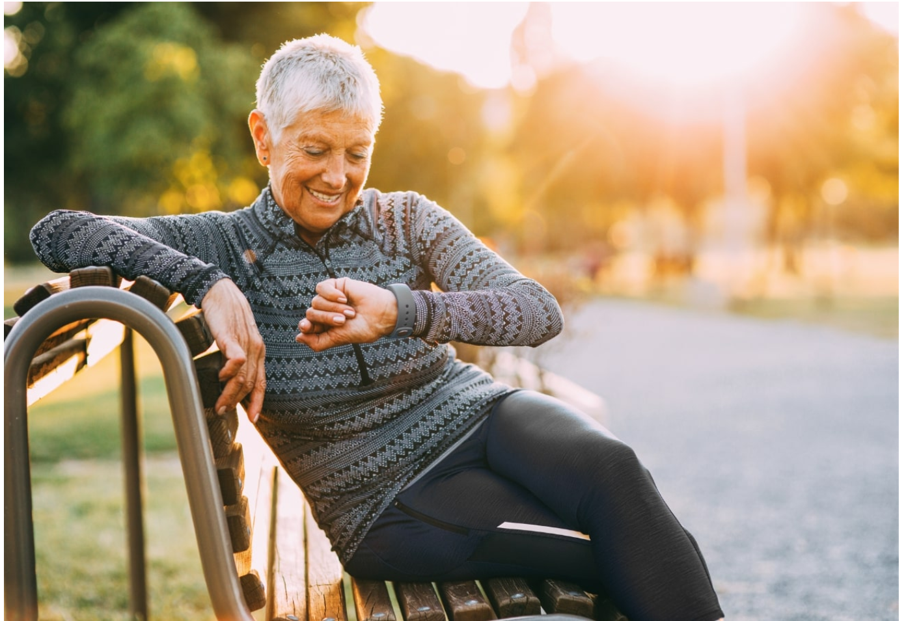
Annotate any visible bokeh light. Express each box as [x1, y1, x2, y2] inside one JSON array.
[[821, 178, 849, 206]]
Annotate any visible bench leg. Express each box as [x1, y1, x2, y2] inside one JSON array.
[[4, 344, 38, 620], [121, 328, 149, 620]]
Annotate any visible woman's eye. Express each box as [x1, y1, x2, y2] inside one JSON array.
[[349, 152, 368, 162], [304, 148, 325, 157]]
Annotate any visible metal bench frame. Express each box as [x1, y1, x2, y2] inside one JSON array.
[[4, 287, 254, 620]]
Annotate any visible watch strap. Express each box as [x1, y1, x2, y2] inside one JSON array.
[[386, 283, 415, 339]]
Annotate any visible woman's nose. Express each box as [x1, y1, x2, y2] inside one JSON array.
[[321, 154, 346, 189]]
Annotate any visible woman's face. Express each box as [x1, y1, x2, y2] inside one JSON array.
[[252, 108, 375, 245]]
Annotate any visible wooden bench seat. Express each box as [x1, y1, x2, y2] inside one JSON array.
[[6, 267, 625, 621]]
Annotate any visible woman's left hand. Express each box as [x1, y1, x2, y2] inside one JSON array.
[[296, 277, 398, 351]]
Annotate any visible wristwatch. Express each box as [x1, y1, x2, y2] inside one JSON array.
[[386, 283, 415, 339]]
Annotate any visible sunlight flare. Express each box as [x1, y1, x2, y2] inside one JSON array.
[[551, 3, 806, 87]]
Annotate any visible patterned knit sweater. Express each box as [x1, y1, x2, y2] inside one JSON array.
[[30, 187, 564, 562]]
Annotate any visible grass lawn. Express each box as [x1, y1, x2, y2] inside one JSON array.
[[727, 295, 898, 339], [32, 457, 213, 621]]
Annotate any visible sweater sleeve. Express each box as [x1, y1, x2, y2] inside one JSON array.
[[29, 210, 232, 306], [406, 194, 563, 346]]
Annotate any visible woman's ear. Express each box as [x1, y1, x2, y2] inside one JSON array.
[[248, 110, 270, 166]]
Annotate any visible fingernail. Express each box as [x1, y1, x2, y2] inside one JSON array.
[[344, 309, 355, 318], [333, 315, 345, 323], [217, 406, 227, 416], [337, 296, 347, 303]]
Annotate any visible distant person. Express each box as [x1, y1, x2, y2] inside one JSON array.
[[30, 34, 723, 620]]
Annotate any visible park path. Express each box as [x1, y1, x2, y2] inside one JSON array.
[[536, 298, 898, 621]]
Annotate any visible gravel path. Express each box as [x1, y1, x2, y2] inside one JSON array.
[[536, 299, 898, 621]]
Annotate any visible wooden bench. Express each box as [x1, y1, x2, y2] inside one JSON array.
[[5, 267, 626, 621]]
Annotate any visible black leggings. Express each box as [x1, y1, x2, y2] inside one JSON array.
[[345, 391, 724, 621]]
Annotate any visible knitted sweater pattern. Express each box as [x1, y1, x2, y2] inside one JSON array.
[[30, 187, 564, 562]]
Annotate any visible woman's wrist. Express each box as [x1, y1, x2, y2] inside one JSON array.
[[385, 284, 415, 338]]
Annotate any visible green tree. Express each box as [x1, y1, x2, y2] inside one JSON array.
[[4, 3, 133, 261], [63, 3, 259, 217]]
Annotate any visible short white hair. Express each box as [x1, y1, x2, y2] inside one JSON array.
[[256, 34, 383, 143]]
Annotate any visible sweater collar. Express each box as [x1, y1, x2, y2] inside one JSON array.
[[252, 186, 371, 250]]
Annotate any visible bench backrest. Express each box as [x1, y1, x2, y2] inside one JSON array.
[[5, 268, 256, 621]]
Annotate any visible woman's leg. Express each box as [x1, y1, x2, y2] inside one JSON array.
[[346, 413, 603, 589], [484, 390, 723, 620], [346, 390, 723, 620]]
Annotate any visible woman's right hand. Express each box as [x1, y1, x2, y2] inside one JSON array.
[[200, 279, 266, 423], [296, 277, 397, 351]]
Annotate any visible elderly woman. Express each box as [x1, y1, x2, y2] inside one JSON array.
[[31, 35, 723, 620]]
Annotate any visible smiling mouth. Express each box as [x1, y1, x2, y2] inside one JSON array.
[[307, 187, 342, 204]]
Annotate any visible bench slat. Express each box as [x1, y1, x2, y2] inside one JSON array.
[[26, 353, 88, 406], [535, 579, 594, 618], [351, 578, 397, 621], [127, 276, 178, 312], [194, 352, 224, 409], [15, 266, 120, 317], [269, 470, 307, 621], [176, 310, 214, 357], [306, 502, 347, 621], [239, 570, 266, 612], [395, 582, 446, 621], [69, 266, 120, 289], [225, 496, 252, 553], [483, 578, 541, 618], [40, 319, 94, 352], [207, 408, 239, 459], [6, 317, 95, 354], [13, 276, 70, 316], [438, 580, 496, 620], [27, 338, 87, 386], [215, 443, 245, 506]]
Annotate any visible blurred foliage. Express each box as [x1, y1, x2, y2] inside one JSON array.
[[64, 3, 258, 216], [746, 4, 899, 267], [4, 2, 897, 270]]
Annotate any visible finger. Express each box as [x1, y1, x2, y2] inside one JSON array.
[[306, 308, 347, 327], [246, 367, 266, 423], [216, 373, 249, 415], [217, 342, 247, 382], [310, 295, 356, 317], [215, 341, 249, 414], [298, 318, 329, 334], [295, 330, 337, 352], [316, 279, 348, 303]]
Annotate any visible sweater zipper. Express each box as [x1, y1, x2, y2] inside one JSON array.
[[297, 222, 373, 386]]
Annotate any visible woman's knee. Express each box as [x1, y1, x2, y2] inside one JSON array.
[[488, 390, 619, 450]]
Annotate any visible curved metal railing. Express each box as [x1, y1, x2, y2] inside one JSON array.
[[4, 286, 253, 620]]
